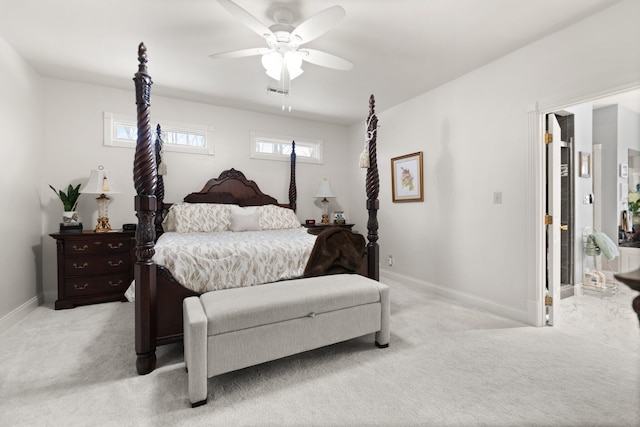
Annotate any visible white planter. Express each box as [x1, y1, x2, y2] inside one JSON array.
[[62, 211, 79, 224]]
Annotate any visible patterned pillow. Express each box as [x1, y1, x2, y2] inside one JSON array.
[[257, 205, 301, 230], [169, 202, 232, 232]]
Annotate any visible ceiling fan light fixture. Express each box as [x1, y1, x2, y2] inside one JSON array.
[[262, 51, 304, 81], [285, 52, 303, 80], [262, 51, 283, 80]]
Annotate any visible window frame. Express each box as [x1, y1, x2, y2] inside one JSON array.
[[103, 112, 215, 156], [250, 131, 323, 164]]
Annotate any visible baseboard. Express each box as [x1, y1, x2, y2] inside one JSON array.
[[0, 293, 44, 336], [380, 269, 532, 325], [43, 290, 57, 304]]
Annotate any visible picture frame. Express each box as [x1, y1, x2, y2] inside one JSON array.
[[332, 211, 345, 224], [391, 151, 424, 202], [579, 151, 591, 178]]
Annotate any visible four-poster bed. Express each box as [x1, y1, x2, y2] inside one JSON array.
[[132, 42, 380, 375]]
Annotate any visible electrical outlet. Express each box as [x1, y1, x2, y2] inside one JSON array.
[[493, 192, 502, 204], [387, 255, 393, 267]]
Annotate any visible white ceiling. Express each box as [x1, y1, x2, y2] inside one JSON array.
[[0, 0, 627, 125]]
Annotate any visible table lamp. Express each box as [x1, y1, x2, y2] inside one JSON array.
[[80, 166, 120, 232], [314, 178, 335, 225]]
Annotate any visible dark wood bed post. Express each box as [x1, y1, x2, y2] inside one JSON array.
[[289, 141, 297, 212], [154, 124, 166, 236], [613, 270, 640, 325], [133, 42, 158, 375], [366, 95, 380, 281]]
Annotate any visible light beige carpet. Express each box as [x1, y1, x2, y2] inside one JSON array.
[[1, 280, 638, 426]]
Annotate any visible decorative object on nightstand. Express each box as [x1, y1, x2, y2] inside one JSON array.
[[49, 230, 135, 309], [314, 178, 335, 225], [49, 183, 83, 232], [80, 166, 120, 232], [303, 222, 354, 231]]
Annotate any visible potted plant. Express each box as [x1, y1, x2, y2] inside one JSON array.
[[50, 184, 81, 224]]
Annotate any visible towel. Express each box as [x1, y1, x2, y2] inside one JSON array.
[[591, 232, 619, 260], [628, 211, 635, 232]]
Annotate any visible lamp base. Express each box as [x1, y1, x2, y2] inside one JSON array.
[[320, 197, 331, 225], [94, 217, 112, 233]]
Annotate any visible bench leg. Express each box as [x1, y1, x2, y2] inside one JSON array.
[[184, 296, 208, 407], [375, 285, 390, 348]]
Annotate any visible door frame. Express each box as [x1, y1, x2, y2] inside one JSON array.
[[527, 82, 640, 327]]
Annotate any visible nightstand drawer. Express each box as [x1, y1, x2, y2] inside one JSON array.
[[64, 237, 130, 256], [64, 274, 131, 297], [64, 254, 131, 276]]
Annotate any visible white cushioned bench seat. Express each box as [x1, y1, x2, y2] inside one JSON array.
[[183, 273, 390, 407]]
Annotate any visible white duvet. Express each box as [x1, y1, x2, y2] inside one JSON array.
[[126, 228, 317, 299]]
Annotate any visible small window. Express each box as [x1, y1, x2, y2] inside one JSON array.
[[250, 132, 323, 164], [104, 112, 214, 156]]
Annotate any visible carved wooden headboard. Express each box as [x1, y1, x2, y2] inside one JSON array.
[[182, 168, 287, 208]]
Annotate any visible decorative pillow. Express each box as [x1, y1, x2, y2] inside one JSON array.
[[230, 212, 261, 232], [161, 207, 177, 232], [257, 204, 301, 230], [169, 202, 232, 232], [229, 205, 257, 217]]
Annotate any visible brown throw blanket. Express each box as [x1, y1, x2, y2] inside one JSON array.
[[303, 227, 366, 277]]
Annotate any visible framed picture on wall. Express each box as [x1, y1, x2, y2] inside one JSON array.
[[579, 151, 591, 178], [391, 151, 424, 202]]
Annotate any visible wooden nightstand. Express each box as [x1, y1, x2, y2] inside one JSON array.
[[50, 230, 135, 310], [302, 223, 355, 230]]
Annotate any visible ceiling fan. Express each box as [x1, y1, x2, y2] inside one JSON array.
[[210, 0, 353, 83]]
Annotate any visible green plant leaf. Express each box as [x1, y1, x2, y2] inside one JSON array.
[[50, 183, 82, 211]]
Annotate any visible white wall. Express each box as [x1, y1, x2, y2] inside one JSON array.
[[0, 35, 45, 331], [348, 0, 640, 324], [41, 79, 351, 300]]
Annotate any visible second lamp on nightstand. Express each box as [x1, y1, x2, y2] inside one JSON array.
[[314, 178, 335, 225]]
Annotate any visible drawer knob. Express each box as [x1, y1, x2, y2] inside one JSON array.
[[74, 283, 89, 290], [72, 244, 89, 252], [109, 280, 123, 287], [107, 242, 124, 249], [108, 260, 123, 267], [72, 262, 89, 269]]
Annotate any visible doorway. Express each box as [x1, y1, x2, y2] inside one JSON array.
[[542, 87, 640, 326]]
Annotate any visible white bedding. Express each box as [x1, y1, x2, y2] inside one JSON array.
[[126, 228, 317, 298]]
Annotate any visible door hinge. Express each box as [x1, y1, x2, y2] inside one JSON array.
[[560, 224, 568, 231], [544, 133, 553, 144], [544, 215, 553, 225], [545, 296, 553, 306]]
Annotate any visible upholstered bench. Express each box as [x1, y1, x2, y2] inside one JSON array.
[[183, 273, 390, 407]]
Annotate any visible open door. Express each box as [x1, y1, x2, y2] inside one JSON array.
[[545, 113, 562, 325]]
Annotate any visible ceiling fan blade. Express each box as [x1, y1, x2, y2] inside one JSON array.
[[217, 0, 274, 39], [209, 47, 271, 59], [291, 5, 345, 45], [300, 49, 352, 71]]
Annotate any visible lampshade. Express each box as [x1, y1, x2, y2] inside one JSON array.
[[80, 166, 120, 195], [314, 179, 335, 199]]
